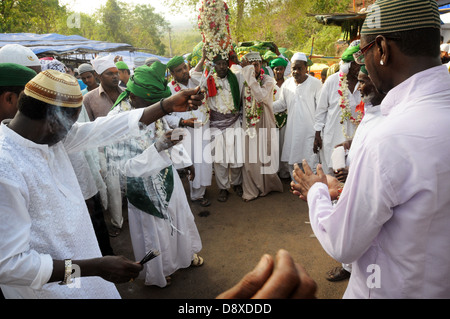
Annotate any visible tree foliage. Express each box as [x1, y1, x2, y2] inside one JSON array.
[[1, 0, 353, 57], [163, 0, 352, 56], [0, 0, 170, 56]]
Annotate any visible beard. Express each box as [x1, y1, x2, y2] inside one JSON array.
[[361, 92, 375, 105]]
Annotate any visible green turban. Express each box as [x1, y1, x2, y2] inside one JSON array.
[[115, 61, 129, 70], [269, 57, 288, 69], [341, 43, 360, 63], [166, 56, 185, 71], [113, 61, 171, 108], [0, 63, 37, 87]]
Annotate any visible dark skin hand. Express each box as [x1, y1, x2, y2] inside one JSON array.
[[290, 160, 328, 201], [180, 117, 198, 128], [217, 249, 317, 299], [51, 256, 143, 284], [140, 87, 204, 126], [185, 165, 195, 181], [313, 131, 322, 154]]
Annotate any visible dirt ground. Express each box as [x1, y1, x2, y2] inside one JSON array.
[[108, 176, 348, 299]]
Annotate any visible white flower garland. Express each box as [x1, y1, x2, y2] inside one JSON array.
[[338, 71, 363, 139], [244, 70, 265, 138], [198, 0, 232, 61], [212, 73, 235, 114]]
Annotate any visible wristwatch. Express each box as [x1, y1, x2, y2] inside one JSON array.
[[59, 259, 72, 285]]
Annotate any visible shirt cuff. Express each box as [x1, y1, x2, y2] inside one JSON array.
[[313, 123, 324, 132], [30, 253, 53, 290], [128, 108, 145, 137]]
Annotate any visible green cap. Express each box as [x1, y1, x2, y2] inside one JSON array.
[[116, 61, 129, 70], [341, 43, 360, 62], [361, 0, 441, 35], [269, 57, 288, 69], [0, 63, 37, 87], [166, 56, 185, 71]]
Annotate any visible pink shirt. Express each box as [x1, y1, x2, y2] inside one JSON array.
[[308, 65, 450, 298], [83, 84, 124, 121]]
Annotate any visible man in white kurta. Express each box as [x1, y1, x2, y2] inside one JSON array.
[[313, 56, 361, 175], [190, 54, 245, 201], [273, 53, 322, 178], [167, 57, 212, 206], [293, 0, 450, 298], [107, 99, 202, 288], [304, 64, 450, 299], [0, 108, 144, 298], [0, 68, 204, 298]]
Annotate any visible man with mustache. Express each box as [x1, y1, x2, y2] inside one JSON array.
[[273, 53, 322, 180]]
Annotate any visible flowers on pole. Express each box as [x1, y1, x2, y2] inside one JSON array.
[[198, 0, 233, 61]]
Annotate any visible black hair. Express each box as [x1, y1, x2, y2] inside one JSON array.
[[363, 27, 440, 58], [0, 86, 23, 96], [17, 92, 80, 120]]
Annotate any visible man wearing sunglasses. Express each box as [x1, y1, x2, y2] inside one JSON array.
[[292, 0, 450, 298]]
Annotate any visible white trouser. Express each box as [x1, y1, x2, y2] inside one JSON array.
[[214, 163, 242, 190], [189, 183, 207, 200]]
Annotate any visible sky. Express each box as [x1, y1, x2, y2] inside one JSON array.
[[60, 0, 194, 27]]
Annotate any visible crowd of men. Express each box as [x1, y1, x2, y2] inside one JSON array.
[[0, 0, 449, 300]]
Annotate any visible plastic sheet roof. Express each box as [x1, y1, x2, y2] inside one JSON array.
[[0, 33, 135, 55]]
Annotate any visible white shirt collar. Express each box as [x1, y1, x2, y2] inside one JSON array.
[[381, 65, 450, 116]]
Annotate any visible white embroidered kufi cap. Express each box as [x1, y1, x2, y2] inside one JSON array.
[[244, 51, 262, 62]]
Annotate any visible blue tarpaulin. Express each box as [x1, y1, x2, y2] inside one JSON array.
[[0, 33, 135, 55], [0, 32, 171, 69]]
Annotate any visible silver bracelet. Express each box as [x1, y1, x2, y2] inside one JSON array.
[[59, 259, 72, 285]]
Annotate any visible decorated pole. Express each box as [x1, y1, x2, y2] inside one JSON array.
[[198, 0, 233, 61]]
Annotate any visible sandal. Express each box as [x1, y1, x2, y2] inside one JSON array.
[[192, 197, 211, 207], [191, 254, 204, 267], [233, 184, 243, 197], [326, 266, 350, 282], [217, 189, 229, 202]]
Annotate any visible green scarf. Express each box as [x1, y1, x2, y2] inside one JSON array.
[[126, 167, 174, 219], [227, 69, 241, 112]]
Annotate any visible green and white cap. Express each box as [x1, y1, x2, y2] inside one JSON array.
[[361, 0, 441, 35]]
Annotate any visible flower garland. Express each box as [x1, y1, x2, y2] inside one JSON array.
[[243, 69, 265, 138], [171, 80, 210, 125], [211, 72, 236, 114], [198, 0, 232, 61], [338, 71, 364, 139]]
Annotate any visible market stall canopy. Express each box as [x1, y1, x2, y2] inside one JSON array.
[[0, 33, 135, 56], [313, 5, 449, 41]]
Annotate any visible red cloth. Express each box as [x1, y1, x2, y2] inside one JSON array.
[[356, 100, 365, 115], [206, 68, 217, 97]]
